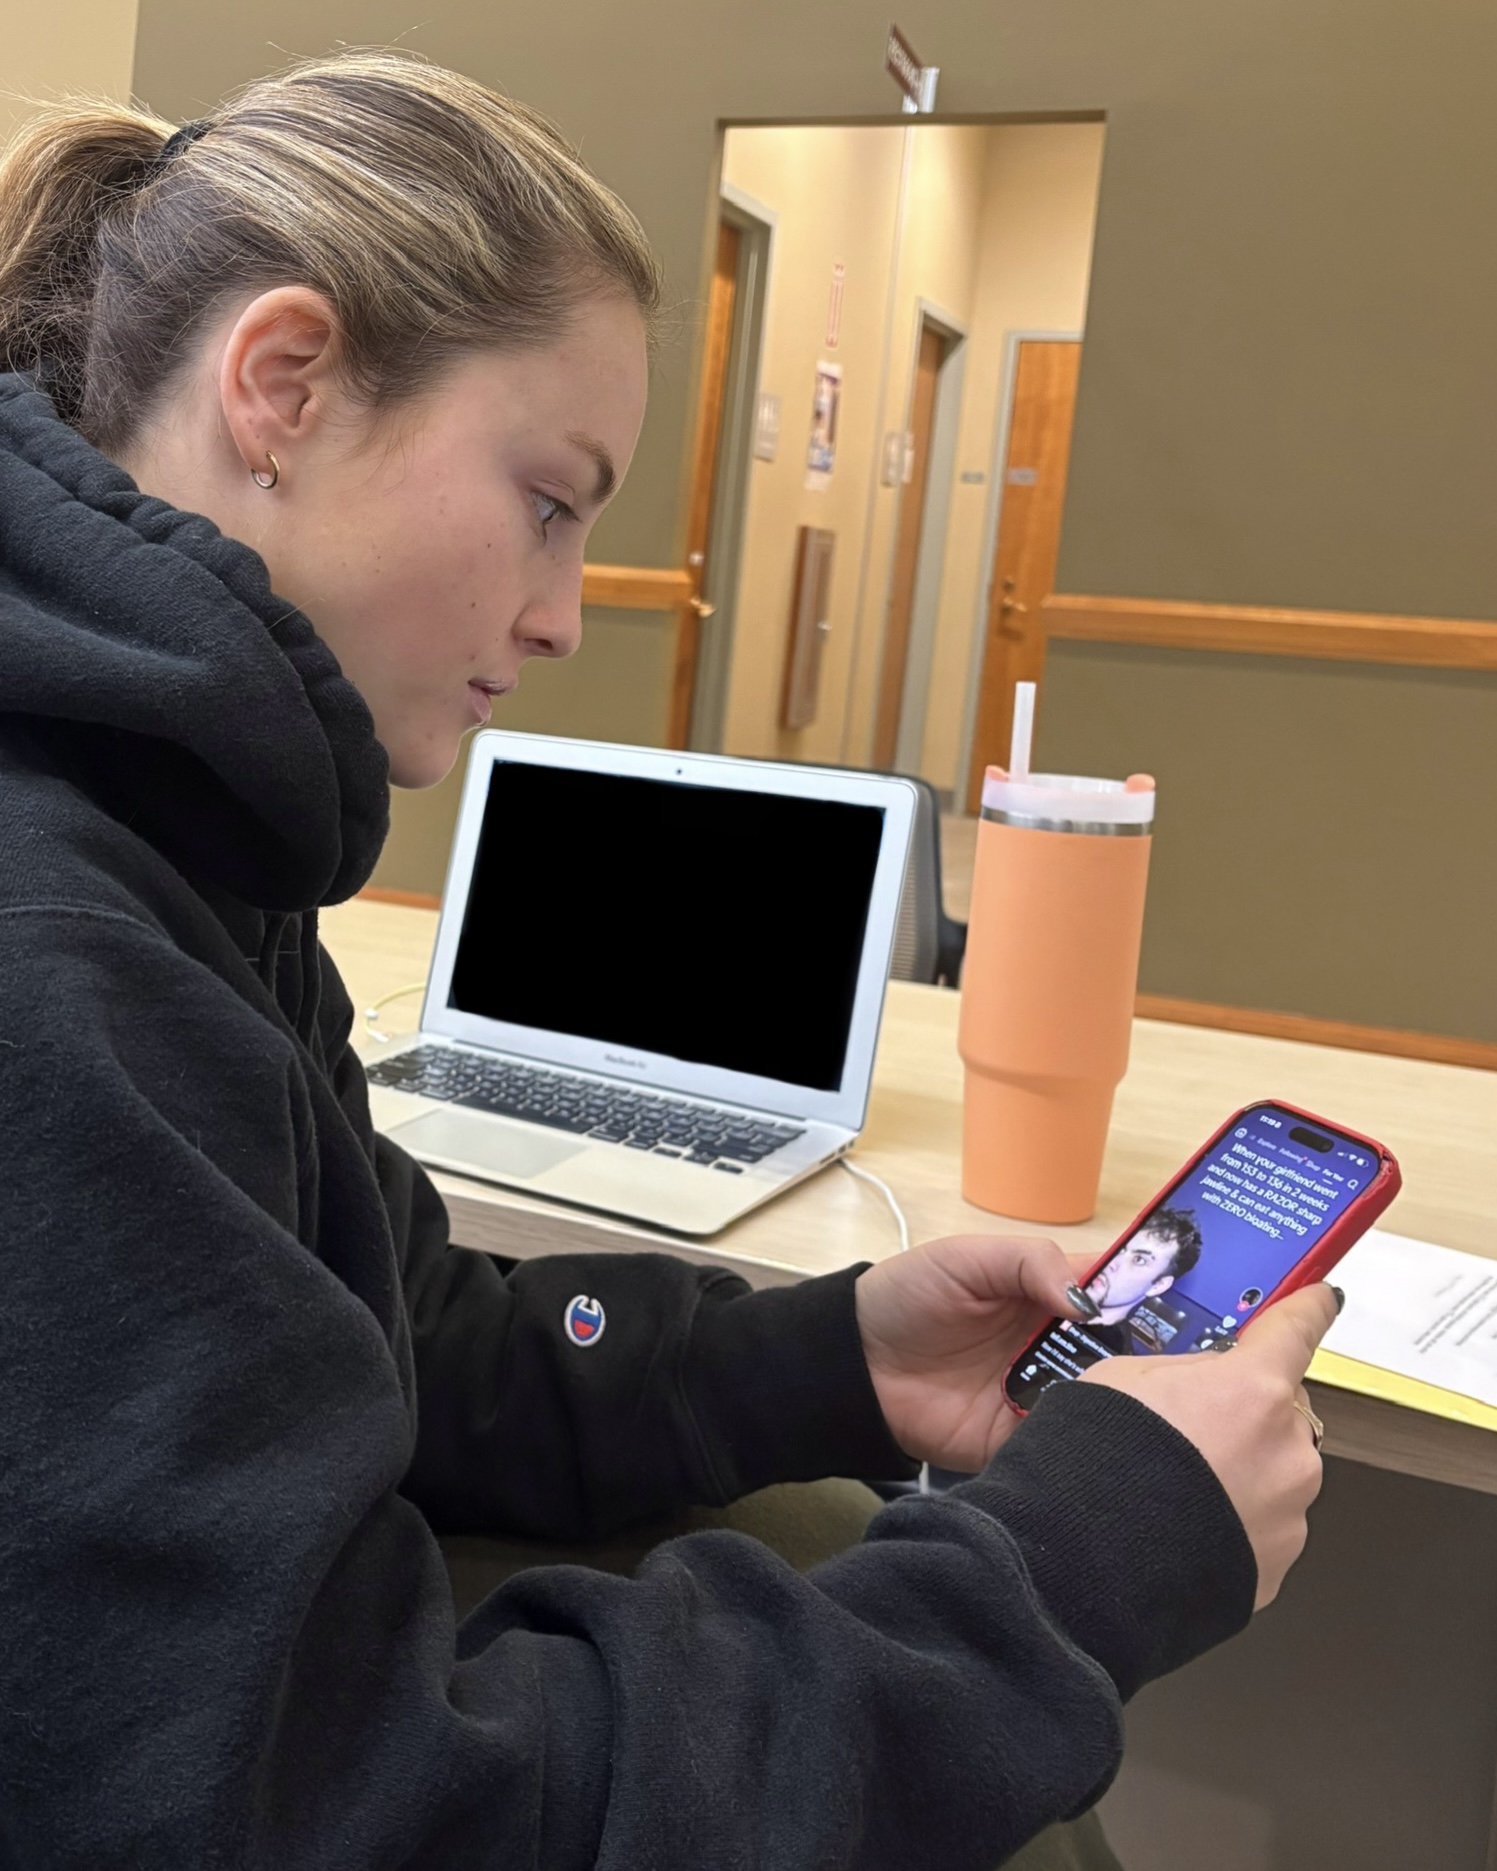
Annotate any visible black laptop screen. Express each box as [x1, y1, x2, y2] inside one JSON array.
[[446, 761, 887, 1092]]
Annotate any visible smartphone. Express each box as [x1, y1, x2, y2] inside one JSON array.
[[1003, 1100, 1401, 1413]]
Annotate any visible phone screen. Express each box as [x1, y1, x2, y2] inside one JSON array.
[[1005, 1103, 1378, 1410]]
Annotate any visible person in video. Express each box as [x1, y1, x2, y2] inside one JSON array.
[[1085, 1207, 1205, 1354], [0, 51, 1337, 1871]]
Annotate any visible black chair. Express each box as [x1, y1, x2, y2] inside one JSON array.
[[736, 755, 967, 987], [888, 774, 967, 988]]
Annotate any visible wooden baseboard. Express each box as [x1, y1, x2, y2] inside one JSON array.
[[1044, 593, 1497, 671], [358, 886, 442, 911], [1137, 993, 1497, 1072]]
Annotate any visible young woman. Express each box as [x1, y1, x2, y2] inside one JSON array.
[[0, 51, 1336, 1869]]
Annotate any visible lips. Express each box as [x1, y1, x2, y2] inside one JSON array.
[[467, 679, 512, 726]]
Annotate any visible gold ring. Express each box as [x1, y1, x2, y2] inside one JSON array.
[[1293, 1399, 1326, 1453]]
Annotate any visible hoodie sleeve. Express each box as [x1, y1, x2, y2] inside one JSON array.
[[0, 906, 1256, 1871], [374, 1134, 917, 1536], [320, 940, 918, 1539]]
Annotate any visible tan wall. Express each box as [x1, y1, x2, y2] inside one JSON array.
[[720, 121, 1101, 788], [919, 123, 1103, 790], [840, 123, 989, 767], [718, 125, 905, 764], [1, 2, 140, 146], [132, 0, 1497, 1038], [718, 124, 996, 766]]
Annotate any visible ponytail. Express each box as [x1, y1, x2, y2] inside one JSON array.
[[0, 52, 661, 454], [0, 105, 173, 425]]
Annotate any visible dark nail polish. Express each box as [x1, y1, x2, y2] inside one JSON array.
[[1331, 1285, 1346, 1315], [1065, 1283, 1101, 1320]]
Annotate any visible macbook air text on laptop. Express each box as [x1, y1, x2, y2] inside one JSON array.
[[364, 731, 917, 1236]]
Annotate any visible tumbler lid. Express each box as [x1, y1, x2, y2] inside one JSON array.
[[981, 769, 1155, 835]]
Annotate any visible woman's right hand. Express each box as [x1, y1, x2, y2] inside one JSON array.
[[1080, 1284, 1340, 1609]]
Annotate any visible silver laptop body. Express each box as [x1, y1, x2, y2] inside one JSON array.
[[364, 731, 916, 1237]]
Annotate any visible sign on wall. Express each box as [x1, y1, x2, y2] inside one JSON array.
[[754, 392, 781, 462], [885, 25, 938, 113], [805, 361, 842, 490]]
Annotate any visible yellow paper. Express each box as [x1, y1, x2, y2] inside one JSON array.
[[1310, 1347, 1497, 1433]]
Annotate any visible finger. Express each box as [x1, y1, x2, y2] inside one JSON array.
[[1008, 1235, 1097, 1319], [1237, 1284, 1340, 1385], [941, 1233, 1083, 1317]]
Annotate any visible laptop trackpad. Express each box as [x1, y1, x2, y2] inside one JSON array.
[[386, 1108, 587, 1181]]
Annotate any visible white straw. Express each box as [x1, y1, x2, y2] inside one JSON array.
[[1009, 682, 1036, 783]]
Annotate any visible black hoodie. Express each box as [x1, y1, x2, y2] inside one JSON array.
[[0, 374, 1254, 1869]]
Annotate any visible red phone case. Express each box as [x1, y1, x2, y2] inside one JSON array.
[[1003, 1099, 1402, 1412]]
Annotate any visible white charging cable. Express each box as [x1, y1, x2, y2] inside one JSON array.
[[363, 981, 426, 1044], [840, 1157, 931, 1495], [840, 1157, 910, 1253]]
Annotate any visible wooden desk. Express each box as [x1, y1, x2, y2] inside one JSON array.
[[323, 897, 1497, 1496]]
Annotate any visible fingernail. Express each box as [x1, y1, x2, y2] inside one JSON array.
[[1331, 1285, 1346, 1315], [1065, 1283, 1101, 1320]]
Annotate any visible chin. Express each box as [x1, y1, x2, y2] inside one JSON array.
[[386, 737, 465, 791]]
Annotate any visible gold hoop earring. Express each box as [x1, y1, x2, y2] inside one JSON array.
[[250, 452, 280, 490]]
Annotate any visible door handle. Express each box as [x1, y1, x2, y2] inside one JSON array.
[[690, 596, 717, 617], [996, 596, 1029, 638]]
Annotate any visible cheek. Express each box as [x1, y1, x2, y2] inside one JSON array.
[[364, 488, 525, 647]]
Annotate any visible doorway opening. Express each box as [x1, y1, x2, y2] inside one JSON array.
[[873, 307, 965, 772], [683, 117, 1103, 857]]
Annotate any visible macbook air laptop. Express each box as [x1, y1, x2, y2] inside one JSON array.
[[364, 731, 916, 1236]]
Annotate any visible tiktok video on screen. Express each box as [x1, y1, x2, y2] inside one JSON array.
[[1013, 1105, 1377, 1387]]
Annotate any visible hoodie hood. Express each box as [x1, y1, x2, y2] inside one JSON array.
[[0, 374, 389, 910]]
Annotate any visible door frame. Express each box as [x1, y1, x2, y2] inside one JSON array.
[[685, 181, 777, 752], [954, 327, 1082, 800], [891, 296, 967, 774]]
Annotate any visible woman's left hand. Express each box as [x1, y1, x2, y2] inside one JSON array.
[[855, 1234, 1092, 1472]]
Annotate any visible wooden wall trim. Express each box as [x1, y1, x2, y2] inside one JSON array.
[[360, 886, 442, 912], [1137, 993, 1497, 1073], [1044, 593, 1497, 671], [582, 563, 694, 610]]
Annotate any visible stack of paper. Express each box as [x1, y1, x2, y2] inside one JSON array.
[[1312, 1230, 1497, 1431]]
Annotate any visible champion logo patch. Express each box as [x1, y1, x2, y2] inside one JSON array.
[[564, 1294, 606, 1347]]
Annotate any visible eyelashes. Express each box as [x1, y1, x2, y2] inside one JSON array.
[[532, 490, 579, 538]]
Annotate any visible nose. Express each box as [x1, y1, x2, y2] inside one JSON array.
[[517, 561, 584, 661]]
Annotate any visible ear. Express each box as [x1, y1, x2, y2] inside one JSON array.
[[1146, 1275, 1175, 1299], [217, 287, 343, 480]]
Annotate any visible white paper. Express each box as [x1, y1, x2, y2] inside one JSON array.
[[1323, 1229, 1497, 1409]]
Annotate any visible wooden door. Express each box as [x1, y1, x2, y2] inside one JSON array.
[[667, 218, 740, 748], [964, 340, 1083, 811], [872, 321, 945, 770]]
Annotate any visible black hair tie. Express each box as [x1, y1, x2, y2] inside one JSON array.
[[148, 118, 211, 178]]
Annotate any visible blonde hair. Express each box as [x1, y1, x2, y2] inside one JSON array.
[[0, 49, 662, 452]]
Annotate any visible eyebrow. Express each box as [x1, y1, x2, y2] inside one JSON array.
[[567, 430, 617, 505]]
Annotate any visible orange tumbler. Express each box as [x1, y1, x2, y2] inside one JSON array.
[[958, 768, 1155, 1224]]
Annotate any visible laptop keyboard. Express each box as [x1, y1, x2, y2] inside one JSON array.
[[367, 1044, 806, 1172]]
